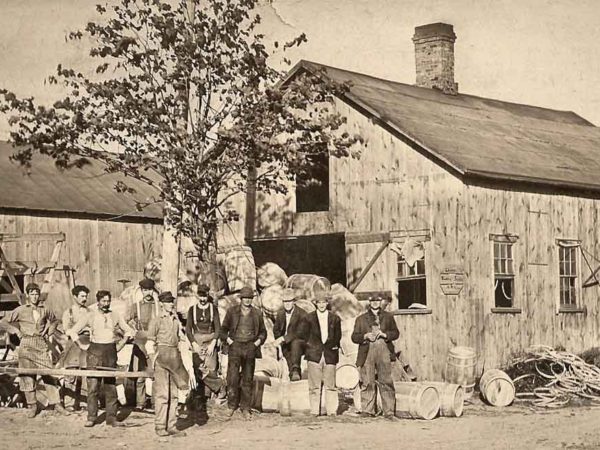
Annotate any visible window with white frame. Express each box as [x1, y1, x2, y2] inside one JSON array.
[[494, 241, 515, 308], [558, 242, 578, 307], [396, 251, 426, 309]]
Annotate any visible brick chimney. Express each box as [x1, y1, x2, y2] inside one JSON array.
[[412, 23, 458, 95]]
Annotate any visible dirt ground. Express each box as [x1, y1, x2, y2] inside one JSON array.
[[1, 398, 599, 450]]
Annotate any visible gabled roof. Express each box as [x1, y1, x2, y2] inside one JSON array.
[[284, 60, 600, 192], [0, 142, 163, 221]]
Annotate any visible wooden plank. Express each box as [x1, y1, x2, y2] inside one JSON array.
[[0, 367, 152, 378], [0, 232, 65, 243], [0, 246, 23, 296], [345, 231, 390, 245], [0, 261, 56, 275], [348, 239, 389, 292]]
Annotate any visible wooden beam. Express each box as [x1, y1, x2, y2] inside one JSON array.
[[0, 246, 23, 297], [0, 233, 65, 243], [0, 367, 153, 378], [0, 293, 21, 303], [345, 231, 390, 245], [348, 239, 390, 292], [0, 261, 56, 276]]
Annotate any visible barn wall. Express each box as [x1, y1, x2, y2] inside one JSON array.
[[0, 211, 163, 312]]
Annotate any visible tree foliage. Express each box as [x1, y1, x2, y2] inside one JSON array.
[[0, 0, 363, 259]]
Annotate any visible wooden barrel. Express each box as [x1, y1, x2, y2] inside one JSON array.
[[255, 357, 286, 379], [221, 245, 257, 293], [421, 382, 464, 417], [336, 363, 359, 390], [253, 376, 311, 415], [394, 381, 440, 420], [479, 369, 515, 407], [445, 346, 477, 396], [257, 263, 287, 288], [285, 274, 331, 301]]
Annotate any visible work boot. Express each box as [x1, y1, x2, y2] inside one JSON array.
[[155, 429, 170, 437], [168, 429, 187, 438], [106, 418, 126, 427], [84, 420, 95, 428], [225, 408, 236, 418], [26, 404, 38, 419], [290, 370, 301, 382], [53, 404, 71, 416], [240, 409, 251, 420]]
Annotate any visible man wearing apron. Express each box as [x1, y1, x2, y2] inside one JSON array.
[[351, 295, 400, 419], [60, 285, 92, 410], [185, 283, 222, 415], [0, 283, 69, 418], [126, 278, 161, 410], [146, 291, 192, 437], [67, 290, 135, 427]]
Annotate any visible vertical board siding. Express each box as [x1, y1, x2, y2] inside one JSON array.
[[0, 212, 163, 300]]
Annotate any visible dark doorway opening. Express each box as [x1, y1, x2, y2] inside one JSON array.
[[250, 233, 346, 286]]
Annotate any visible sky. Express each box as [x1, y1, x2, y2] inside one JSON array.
[[1, 0, 600, 139]]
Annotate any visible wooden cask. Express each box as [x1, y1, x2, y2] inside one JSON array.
[[479, 369, 515, 407], [421, 382, 464, 417], [394, 381, 440, 420], [445, 346, 477, 397]]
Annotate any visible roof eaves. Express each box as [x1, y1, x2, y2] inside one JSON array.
[[464, 168, 600, 194]]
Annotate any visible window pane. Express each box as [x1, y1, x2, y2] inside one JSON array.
[[417, 259, 425, 275], [398, 278, 427, 309], [495, 278, 513, 308]]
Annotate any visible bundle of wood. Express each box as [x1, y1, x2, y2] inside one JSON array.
[[506, 345, 600, 408]]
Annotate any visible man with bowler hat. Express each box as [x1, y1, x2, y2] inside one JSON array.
[[219, 286, 266, 419], [351, 294, 399, 419]]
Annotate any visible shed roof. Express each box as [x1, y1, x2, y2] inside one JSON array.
[[0, 142, 163, 221], [286, 61, 600, 192]]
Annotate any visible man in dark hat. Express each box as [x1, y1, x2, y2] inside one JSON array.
[[219, 286, 266, 419], [67, 290, 135, 427], [273, 288, 307, 381], [60, 284, 91, 410], [146, 291, 192, 437], [351, 294, 400, 419], [302, 291, 342, 416], [186, 283, 222, 416], [126, 277, 161, 410], [0, 283, 69, 417]]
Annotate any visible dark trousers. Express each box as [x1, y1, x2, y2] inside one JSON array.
[[226, 341, 256, 411], [87, 343, 118, 423], [131, 344, 148, 407], [281, 339, 304, 375]]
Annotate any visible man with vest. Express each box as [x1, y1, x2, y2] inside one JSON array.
[[60, 285, 92, 410], [219, 286, 267, 419], [273, 288, 307, 382], [302, 291, 342, 416], [126, 278, 161, 410], [185, 283, 222, 415], [146, 291, 191, 437], [0, 283, 69, 418], [351, 294, 400, 419], [67, 290, 136, 427]]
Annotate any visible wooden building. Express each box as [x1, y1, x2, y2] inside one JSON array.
[[0, 141, 163, 317], [246, 23, 600, 379]]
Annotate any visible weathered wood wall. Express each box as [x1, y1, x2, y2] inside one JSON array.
[[249, 98, 600, 381], [0, 211, 163, 309]]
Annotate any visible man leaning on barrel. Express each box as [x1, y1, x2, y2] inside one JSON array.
[[351, 294, 399, 420], [67, 290, 135, 427], [272, 288, 306, 382], [0, 283, 69, 417]]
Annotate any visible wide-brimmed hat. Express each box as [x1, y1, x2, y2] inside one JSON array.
[[281, 288, 297, 302], [313, 292, 332, 303], [158, 291, 175, 303], [139, 278, 156, 290], [239, 286, 255, 299], [197, 283, 210, 295]]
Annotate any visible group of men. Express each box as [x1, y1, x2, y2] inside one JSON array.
[[0, 277, 403, 436], [271, 288, 401, 418]]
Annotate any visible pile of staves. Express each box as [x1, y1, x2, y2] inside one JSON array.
[[505, 345, 600, 408]]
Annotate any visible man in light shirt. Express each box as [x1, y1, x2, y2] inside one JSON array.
[[301, 291, 341, 416], [59, 285, 91, 410], [273, 289, 307, 381], [67, 290, 135, 427]]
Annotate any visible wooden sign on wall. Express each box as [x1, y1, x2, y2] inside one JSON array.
[[440, 266, 465, 295]]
